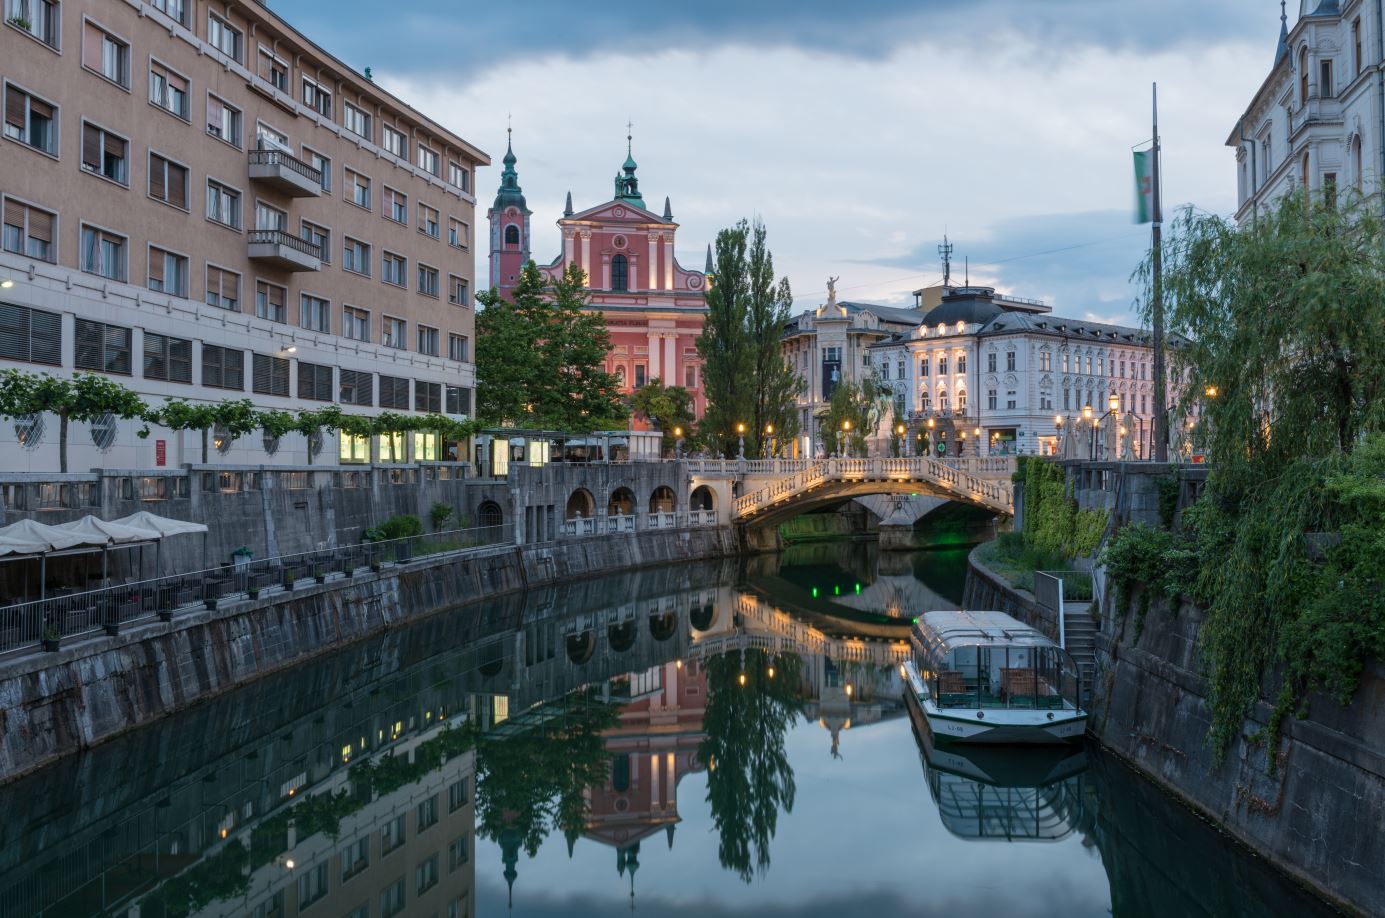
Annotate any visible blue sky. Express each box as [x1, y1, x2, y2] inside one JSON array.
[[281, 0, 1280, 325]]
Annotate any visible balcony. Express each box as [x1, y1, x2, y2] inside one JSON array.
[[247, 149, 323, 197], [247, 229, 321, 272]]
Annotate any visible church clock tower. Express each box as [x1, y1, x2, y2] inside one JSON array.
[[488, 129, 531, 299]]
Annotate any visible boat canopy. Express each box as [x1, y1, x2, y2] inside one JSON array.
[[916, 610, 1055, 654]]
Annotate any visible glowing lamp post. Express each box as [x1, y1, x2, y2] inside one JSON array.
[[673, 426, 684, 460], [736, 422, 746, 460], [763, 423, 775, 460]]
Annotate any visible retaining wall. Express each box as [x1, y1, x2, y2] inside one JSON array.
[[0, 526, 737, 783]]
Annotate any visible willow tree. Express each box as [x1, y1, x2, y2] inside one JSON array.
[[1133, 189, 1385, 763]]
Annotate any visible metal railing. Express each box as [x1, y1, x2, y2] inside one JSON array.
[[247, 228, 322, 260], [731, 456, 1013, 518], [0, 525, 507, 656], [248, 147, 324, 185]]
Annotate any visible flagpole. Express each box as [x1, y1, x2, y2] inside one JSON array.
[[1151, 82, 1168, 463]]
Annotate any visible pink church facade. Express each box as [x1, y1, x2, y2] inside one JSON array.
[[488, 138, 710, 423]]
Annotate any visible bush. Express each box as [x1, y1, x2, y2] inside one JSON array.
[[429, 502, 454, 531], [365, 514, 423, 542]]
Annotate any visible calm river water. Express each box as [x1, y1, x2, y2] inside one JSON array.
[[0, 543, 1339, 917]]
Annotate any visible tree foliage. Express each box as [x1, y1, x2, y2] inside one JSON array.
[[1129, 190, 1385, 767], [698, 219, 802, 457], [629, 379, 695, 451], [817, 377, 885, 456], [476, 261, 628, 431], [0, 370, 149, 472]]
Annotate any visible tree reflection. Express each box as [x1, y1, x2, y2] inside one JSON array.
[[474, 688, 622, 858], [698, 649, 805, 881]]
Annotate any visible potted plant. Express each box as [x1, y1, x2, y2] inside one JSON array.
[[42, 622, 60, 653], [232, 546, 253, 571], [281, 567, 297, 591], [8, 16, 32, 30], [247, 585, 261, 600]]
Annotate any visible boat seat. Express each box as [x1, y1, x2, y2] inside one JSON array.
[[939, 670, 966, 694]]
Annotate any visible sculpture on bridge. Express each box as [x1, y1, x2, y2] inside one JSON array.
[[826, 275, 839, 306]]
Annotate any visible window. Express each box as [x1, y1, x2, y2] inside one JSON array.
[[84, 22, 129, 87], [147, 247, 188, 296], [445, 385, 470, 415], [1354, 18, 1362, 74], [343, 238, 371, 276], [382, 316, 406, 349], [6, 0, 58, 48], [611, 254, 629, 291], [1061, 352, 1069, 373], [80, 225, 126, 281], [419, 203, 439, 238], [298, 361, 332, 401], [0, 303, 61, 365], [881, 362, 890, 381], [503, 224, 519, 246], [4, 85, 57, 155], [418, 145, 439, 176], [418, 265, 439, 297], [258, 46, 287, 91], [448, 334, 468, 362], [449, 218, 469, 248], [303, 147, 331, 193], [1300, 46, 1309, 105], [147, 153, 189, 210], [381, 815, 406, 855], [416, 796, 439, 832], [251, 892, 283, 918], [415, 381, 441, 413], [252, 353, 289, 396], [957, 354, 967, 373], [417, 325, 439, 356], [987, 389, 997, 410], [148, 0, 184, 25], [301, 75, 331, 117], [1064, 388, 1071, 410], [382, 252, 406, 287], [343, 305, 370, 341], [81, 123, 128, 185], [296, 861, 329, 910], [1007, 351, 1017, 372], [379, 375, 409, 409], [2, 198, 55, 262], [149, 61, 190, 119], [938, 390, 949, 411], [380, 878, 406, 918], [300, 293, 330, 332], [256, 281, 286, 323], [340, 369, 372, 406], [143, 332, 192, 383], [1096, 356, 1104, 376], [255, 201, 286, 232], [416, 854, 439, 895], [206, 180, 241, 229], [448, 160, 469, 191], [74, 319, 132, 374], [341, 836, 370, 882], [447, 777, 470, 812], [383, 186, 407, 223], [300, 221, 330, 264], [938, 355, 947, 376], [206, 265, 240, 311], [207, 12, 242, 61], [1006, 390, 1017, 410], [343, 103, 370, 139], [684, 365, 697, 389], [920, 390, 930, 412], [347, 168, 371, 209], [1040, 351, 1052, 372], [957, 390, 967, 412], [1085, 355, 1093, 375], [382, 125, 406, 158], [206, 95, 242, 147], [919, 358, 929, 378], [1320, 59, 1333, 99], [448, 833, 470, 871], [634, 364, 646, 387], [203, 344, 243, 389]]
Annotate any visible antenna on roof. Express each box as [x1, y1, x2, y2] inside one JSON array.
[[965, 257, 969, 286], [938, 234, 953, 287]]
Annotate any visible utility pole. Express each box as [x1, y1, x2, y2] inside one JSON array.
[[1151, 83, 1168, 462]]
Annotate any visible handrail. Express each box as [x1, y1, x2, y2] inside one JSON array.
[[248, 147, 324, 185], [731, 456, 1013, 518], [247, 228, 322, 260]]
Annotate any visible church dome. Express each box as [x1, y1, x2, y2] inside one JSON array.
[[492, 134, 528, 211], [921, 287, 1003, 327]]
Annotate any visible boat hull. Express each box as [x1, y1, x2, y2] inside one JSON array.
[[903, 662, 1086, 746]]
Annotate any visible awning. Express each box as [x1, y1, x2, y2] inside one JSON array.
[[52, 516, 160, 546], [108, 511, 210, 538], [0, 518, 90, 557]]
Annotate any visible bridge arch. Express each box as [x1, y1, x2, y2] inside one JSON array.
[[566, 488, 596, 520], [649, 610, 678, 641], [566, 629, 597, 664], [608, 619, 637, 652], [690, 600, 717, 632]]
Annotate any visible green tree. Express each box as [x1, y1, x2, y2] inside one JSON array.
[[698, 649, 804, 882], [0, 370, 148, 472], [629, 379, 695, 452], [150, 398, 219, 464], [746, 220, 802, 456], [1134, 189, 1385, 764], [817, 377, 884, 456], [476, 262, 627, 432], [698, 223, 753, 456]]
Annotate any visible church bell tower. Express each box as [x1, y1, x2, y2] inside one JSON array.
[[488, 127, 531, 299]]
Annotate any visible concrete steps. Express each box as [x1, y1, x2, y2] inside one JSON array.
[[1063, 611, 1098, 708]]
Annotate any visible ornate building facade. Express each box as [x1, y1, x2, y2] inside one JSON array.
[[488, 137, 710, 420], [1229, 0, 1381, 220]]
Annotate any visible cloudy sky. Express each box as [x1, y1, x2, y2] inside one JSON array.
[[281, 0, 1283, 325]]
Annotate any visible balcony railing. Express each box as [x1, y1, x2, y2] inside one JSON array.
[[247, 148, 323, 196], [248, 228, 320, 259], [247, 229, 322, 271]]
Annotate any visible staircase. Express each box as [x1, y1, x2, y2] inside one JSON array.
[[1062, 602, 1098, 709]]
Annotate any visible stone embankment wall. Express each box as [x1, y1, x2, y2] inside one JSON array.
[[0, 526, 736, 783]]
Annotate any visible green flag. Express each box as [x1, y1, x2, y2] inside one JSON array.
[[1133, 150, 1154, 223]]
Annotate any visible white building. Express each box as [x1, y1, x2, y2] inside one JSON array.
[[1229, 0, 1381, 220], [868, 287, 1159, 458]]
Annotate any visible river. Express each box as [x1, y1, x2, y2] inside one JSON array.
[[0, 543, 1339, 917]]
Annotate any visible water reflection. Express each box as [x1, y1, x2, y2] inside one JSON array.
[[0, 547, 1344, 918]]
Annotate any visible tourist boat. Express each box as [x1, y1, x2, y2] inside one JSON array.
[[902, 610, 1086, 744]]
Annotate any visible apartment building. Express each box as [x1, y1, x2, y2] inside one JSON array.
[[0, 0, 486, 471]]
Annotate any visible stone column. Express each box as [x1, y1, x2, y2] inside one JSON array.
[[648, 331, 661, 381], [648, 235, 659, 290], [579, 231, 591, 281]]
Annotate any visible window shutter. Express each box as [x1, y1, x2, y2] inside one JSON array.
[[149, 251, 165, 286], [253, 353, 271, 393], [144, 333, 168, 379], [149, 155, 166, 200], [28, 208, 52, 246], [4, 90, 24, 130], [3, 199, 23, 232], [169, 163, 187, 208], [29, 98, 53, 121], [206, 96, 221, 133], [0, 304, 26, 361], [83, 25, 105, 71], [83, 124, 102, 171], [75, 319, 102, 370], [105, 325, 132, 374]]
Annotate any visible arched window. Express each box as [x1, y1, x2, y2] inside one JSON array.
[[1299, 46, 1309, 104], [1353, 135, 1364, 190], [938, 390, 950, 412], [611, 254, 628, 291], [920, 389, 931, 412], [957, 389, 967, 413], [504, 224, 519, 246]]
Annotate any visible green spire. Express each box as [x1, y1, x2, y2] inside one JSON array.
[[613, 124, 645, 207], [492, 126, 528, 212]]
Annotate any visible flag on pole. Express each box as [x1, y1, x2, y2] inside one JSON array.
[[1134, 150, 1155, 223]]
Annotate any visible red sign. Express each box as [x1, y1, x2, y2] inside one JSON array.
[[155, 440, 166, 467]]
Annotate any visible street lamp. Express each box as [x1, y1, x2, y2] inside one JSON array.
[[1054, 415, 1064, 458], [839, 419, 852, 458], [1204, 385, 1218, 399], [763, 423, 775, 460], [973, 426, 981, 458], [1099, 392, 1119, 460], [736, 422, 746, 460], [673, 426, 684, 460], [894, 422, 905, 457]]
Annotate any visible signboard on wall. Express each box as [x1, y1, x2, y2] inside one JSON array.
[[155, 440, 166, 467]]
